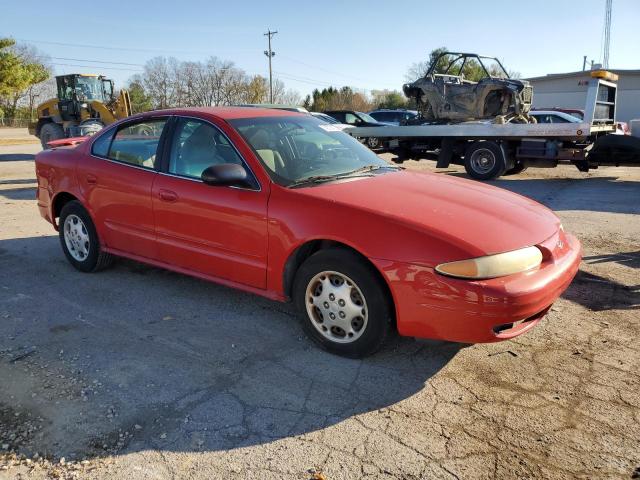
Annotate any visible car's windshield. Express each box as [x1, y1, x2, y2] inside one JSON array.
[[357, 112, 378, 123], [230, 116, 396, 187]]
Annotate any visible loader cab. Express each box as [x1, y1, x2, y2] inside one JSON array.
[[55, 74, 113, 120]]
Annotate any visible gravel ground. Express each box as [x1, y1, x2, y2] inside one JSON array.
[[0, 132, 638, 479]]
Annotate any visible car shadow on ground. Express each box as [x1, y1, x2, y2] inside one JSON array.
[[0, 178, 35, 185], [583, 250, 640, 269], [562, 269, 639, 311], [0, 185, 36, 200], [0, 154, 35, 162], [0, 234, 461, 462], [444, 173, 640, 215]]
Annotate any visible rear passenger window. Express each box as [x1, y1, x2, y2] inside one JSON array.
[[107, 119, 167, 169], [91, 128, 114, 157]]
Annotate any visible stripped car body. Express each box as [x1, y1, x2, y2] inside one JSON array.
[[403, 52, 534, 124]]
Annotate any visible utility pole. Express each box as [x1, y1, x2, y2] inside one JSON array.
[[263, 29, 277, 103]]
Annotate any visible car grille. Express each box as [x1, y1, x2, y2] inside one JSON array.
[[522, 86, 533, 105]]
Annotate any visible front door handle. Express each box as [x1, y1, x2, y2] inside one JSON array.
[[86, 174, 97, 185], [159, 189, 178, 202]]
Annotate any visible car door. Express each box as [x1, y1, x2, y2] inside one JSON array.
[[78, 116, 169, 260], [152, 116, 269, 289]]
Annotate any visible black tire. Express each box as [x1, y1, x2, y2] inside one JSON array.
[[464, 140, 506, 180], [504, 162, 528, 176], [58, 201, 113, 273], [293, 249, 392, 358], [366, 137, 382, 150], [39, 122, 65, 150]]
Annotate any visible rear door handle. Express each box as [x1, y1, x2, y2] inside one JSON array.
[[86, 174, 97, 185], [159, 189, 178, 202]]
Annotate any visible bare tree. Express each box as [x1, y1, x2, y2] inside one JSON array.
[[136, 56, 301, 110], [142, 57, 179, 109], [271, 78, 302, 105]]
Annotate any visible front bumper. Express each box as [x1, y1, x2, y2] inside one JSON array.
[[373, 231, 581, 343]]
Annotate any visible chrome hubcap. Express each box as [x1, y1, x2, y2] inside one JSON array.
[[305, 271, 368, 344], [63, 214, 90, 261], [470, 148, 496, 174]]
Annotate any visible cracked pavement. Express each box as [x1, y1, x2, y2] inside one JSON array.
[[0, 137, 638, 479]]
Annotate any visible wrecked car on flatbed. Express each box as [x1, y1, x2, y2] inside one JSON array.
[[403, 52, 534, 124]]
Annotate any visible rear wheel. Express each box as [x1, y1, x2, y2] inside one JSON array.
[[39, 123, 65, 149], [464, 140, 506, 180], [293, 249, 391, 358], [59, 201, 113, 273]]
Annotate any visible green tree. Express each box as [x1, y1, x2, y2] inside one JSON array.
[[0, 38, 50, 118], [127, 77, 153, 113], [244, 75, 268, 104], [372, 90, 407, 109]]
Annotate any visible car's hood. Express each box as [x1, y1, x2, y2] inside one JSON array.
[[295, 169, 560, 258]]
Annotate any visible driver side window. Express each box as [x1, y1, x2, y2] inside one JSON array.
[[344, 113, 359, 124], [169, 118, 243, 179]]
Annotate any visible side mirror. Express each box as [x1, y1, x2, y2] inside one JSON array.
[[201, 163, 249, 187]]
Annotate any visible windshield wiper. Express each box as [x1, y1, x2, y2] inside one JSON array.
[[287, 175, 342, 188], [287, 164, 400, 189], [337, 164, 400, 177]]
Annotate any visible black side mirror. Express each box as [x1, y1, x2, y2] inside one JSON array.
[[201, 163, 249, 187]]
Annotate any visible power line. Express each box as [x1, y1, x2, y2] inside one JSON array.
[[20, 38, 402, 93], [278, 54, 374, 85], [274, 71, 334, 87], [50, 57, 144, 67], [15, 38, 250, 56], [48, 62, 143, 72]]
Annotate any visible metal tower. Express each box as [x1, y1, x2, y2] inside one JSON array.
[[602, 0, 612, 68]]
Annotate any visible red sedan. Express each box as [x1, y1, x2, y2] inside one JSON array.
[[35, 107, 581, 357]]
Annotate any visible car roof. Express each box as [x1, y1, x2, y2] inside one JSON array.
[[530, 110, 575, 116], [370, 109, 414, 112], [530, 111, 581, 122], [136, 106, 306, 120]]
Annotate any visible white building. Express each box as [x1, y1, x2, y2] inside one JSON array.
[[526, 69, 640, 123]]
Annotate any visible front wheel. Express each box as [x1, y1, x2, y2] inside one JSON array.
[[464, 140, 506, 180], [293, 249, 391, 358], [366, 137, 383, 150], [59, 201, 113, 272], [39, 122, 65, 149]]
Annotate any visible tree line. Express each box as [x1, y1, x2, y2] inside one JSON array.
[[302, 86, 410, 112], [128, 57, 411, 113], [127, 56, 302, 113]]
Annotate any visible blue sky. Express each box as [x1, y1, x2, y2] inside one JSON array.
[[2, 0, 638, 97]]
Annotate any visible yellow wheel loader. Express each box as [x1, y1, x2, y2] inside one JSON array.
[[29, 74, 131, 148]]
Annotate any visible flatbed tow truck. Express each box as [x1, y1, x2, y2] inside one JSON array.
[[347, 70, 640, 180]]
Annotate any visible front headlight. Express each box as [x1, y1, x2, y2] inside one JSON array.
[[435, 246, 543, 280]]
